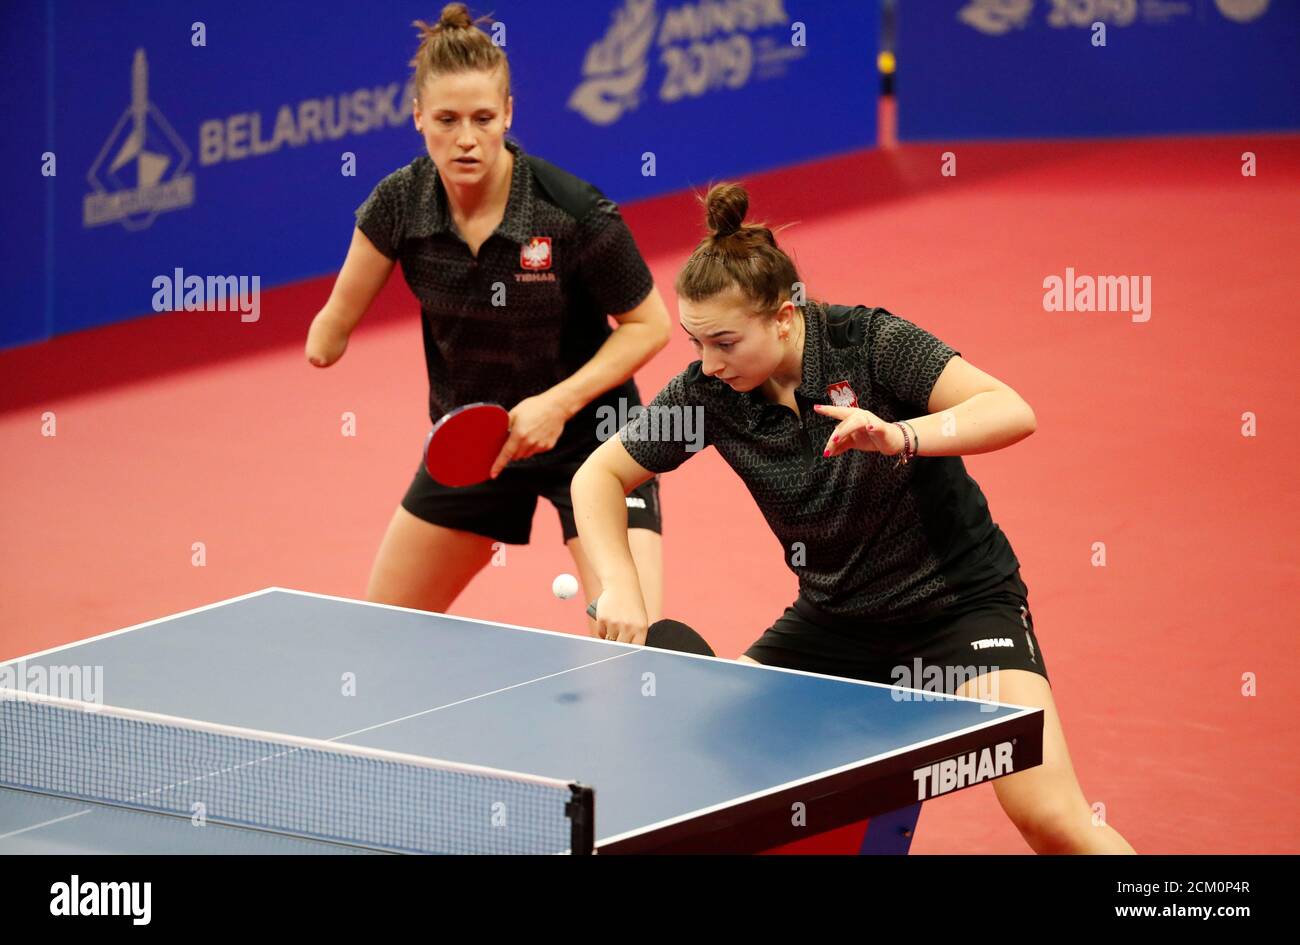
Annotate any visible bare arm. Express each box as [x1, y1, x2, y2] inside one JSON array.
[[570, 435, 657, 643], [491, 287, 672, 473], [820, 355, 1036, 459], [305, 228, 396, 367], [912, 355, 1036, 455], [548, 287, 672, 419]]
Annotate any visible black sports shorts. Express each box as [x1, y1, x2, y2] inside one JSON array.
[[401, 439, 662, 545], [744, 570, 1050, 696]]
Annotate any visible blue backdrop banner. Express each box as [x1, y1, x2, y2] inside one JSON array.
[[1, 0, 877, 349], [896, 0, 1300, 142]]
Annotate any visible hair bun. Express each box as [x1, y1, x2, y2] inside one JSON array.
[[704, 182, 748, 239], [439, 2, 473, 29]]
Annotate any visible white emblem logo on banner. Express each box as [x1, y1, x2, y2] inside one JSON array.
[[84, 49, 195, 231]]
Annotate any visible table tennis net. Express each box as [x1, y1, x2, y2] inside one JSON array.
[[0, 689, 592, 854]]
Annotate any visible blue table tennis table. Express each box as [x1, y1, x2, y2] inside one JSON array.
[[0, 589, 1042, 855]]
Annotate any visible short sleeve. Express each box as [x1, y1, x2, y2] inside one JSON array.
[[866, 308, 959, 414], [572, 198, 655, 316], [617, 368, 708, 474], [354, 167, 410, 260]]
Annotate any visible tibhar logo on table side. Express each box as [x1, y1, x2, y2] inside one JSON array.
[[913, 742, 1014, 800]]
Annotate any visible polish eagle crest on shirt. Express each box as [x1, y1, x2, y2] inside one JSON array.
[[521, 237, 552, 270], [827, 381, 859, 409]]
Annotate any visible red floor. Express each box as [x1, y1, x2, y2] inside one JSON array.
[[2, 134, 1297, 853]]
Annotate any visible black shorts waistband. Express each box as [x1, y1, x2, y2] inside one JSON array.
[[793, 568, 1027, 634]]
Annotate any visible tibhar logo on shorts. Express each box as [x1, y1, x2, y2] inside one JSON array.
[[970, 637, 1014, 650], [913, 742, 1014, 800], [625, 496, 647, 510], [826, 381, 858, 409]]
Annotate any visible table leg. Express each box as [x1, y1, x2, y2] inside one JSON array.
[[858, 802, 923, 855]]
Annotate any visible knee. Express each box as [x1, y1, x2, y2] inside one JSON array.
[[1008, 801, 1091, 854]]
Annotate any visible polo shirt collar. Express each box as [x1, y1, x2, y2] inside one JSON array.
[[407, 137, 535, 245], [794, 303, 829, 401]]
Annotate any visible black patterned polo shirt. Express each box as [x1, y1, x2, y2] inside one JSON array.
[[355, 138, 655, 462], [618, 301, 1021, 624]]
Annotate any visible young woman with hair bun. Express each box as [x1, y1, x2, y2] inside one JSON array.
[[306, 4, 670, 621], [573, 181, 1136, 855]]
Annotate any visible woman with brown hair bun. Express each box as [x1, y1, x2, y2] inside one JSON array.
[[306, 4, 670, 622], [572, 181, 1136, 854]]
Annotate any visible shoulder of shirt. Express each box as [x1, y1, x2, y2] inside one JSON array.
[[651, 360, 710, 398], [674, 360, 740, 403], [521, 153, 611, 224], [369, 155, 431, 198], [816, 301, 908, 351]]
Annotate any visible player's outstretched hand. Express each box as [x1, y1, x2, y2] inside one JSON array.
[[814, 404, 905, 457]]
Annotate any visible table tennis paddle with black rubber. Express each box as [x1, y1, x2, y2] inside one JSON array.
[[423, 403, 510, 488], [586, 600, 716, 656]]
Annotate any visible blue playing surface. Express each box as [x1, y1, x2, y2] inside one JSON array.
[[0, 589, 1039, 853]]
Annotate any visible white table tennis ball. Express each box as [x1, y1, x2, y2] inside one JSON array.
[[552, 573, 580, 601]]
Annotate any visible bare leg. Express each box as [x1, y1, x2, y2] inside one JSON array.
[[366, 506, 497, 613], [956, 670, 1136, 854]]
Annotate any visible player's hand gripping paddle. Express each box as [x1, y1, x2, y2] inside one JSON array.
[[423, 403, 510, 487], [586, 599, 716, 656]]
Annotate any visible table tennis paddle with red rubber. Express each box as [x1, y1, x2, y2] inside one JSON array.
[[423, 403, 511, 487], [586, 600, 716, 656]]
